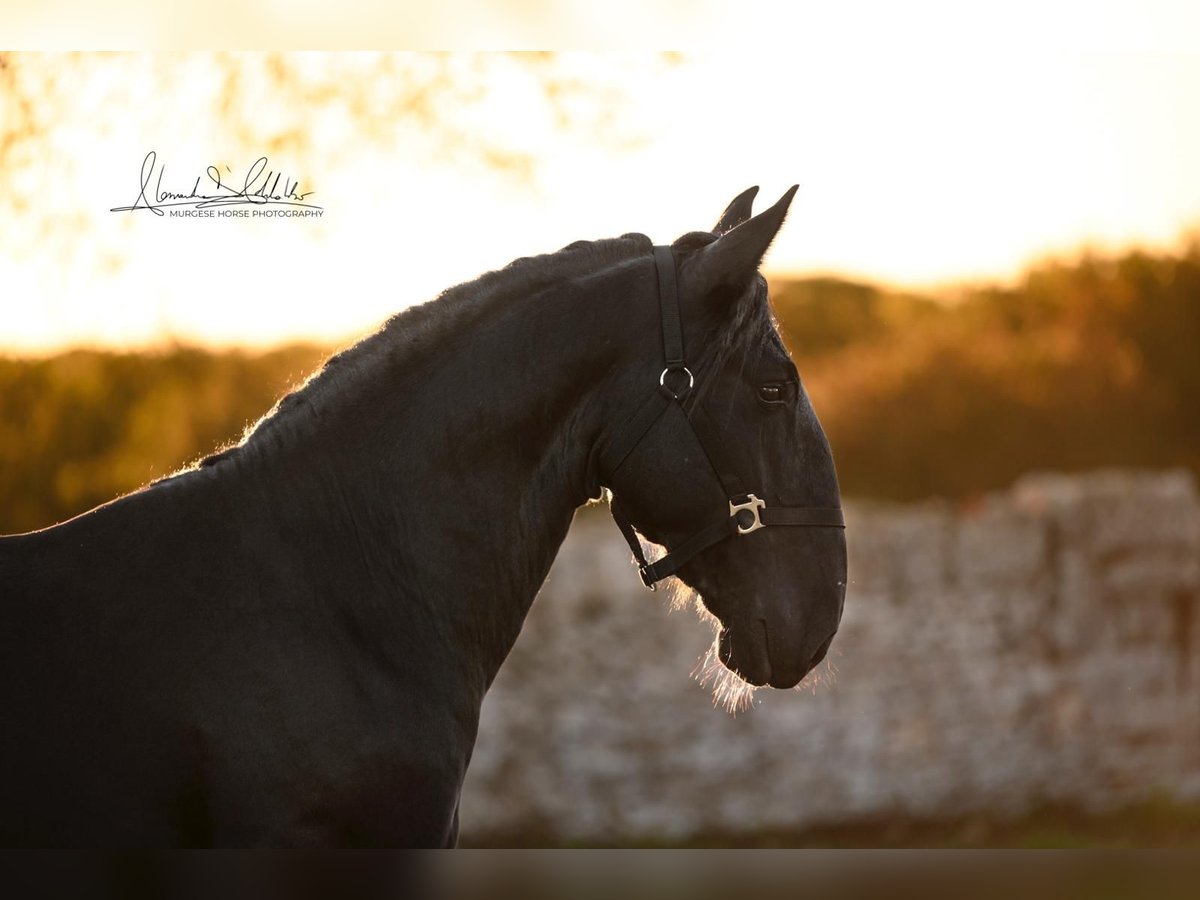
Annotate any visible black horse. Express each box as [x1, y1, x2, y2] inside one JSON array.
[[0, 186, 846, 847]]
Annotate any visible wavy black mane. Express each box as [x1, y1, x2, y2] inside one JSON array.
[[200, 229, 777, 468]]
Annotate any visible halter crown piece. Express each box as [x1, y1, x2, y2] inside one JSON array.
[[598, 246, 845, 590]]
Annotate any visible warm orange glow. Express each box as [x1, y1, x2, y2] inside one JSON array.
[[2, 45, 1199, 352]]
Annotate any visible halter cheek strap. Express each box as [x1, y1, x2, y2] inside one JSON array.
[[597, 245, 845, 590]]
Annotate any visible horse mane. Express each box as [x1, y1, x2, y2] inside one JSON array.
[[196, 228, 776, 469]]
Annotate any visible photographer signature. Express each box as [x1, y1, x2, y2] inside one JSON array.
[[111, 151, 322, 215]]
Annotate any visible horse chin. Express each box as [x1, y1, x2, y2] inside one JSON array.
[[687, 587, 831, 710], [717, 625, 772, 688], [693, 630, 762, 713]]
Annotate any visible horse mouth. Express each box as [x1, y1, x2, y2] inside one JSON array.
[[718, 624, 834, 689]]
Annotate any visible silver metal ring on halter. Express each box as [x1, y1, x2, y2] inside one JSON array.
[[658, 366, 694, 392]]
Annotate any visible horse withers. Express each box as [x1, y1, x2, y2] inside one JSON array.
[[0, 186, 846, 846]]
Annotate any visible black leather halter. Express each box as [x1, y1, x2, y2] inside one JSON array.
[[598, 245, 845, 590]]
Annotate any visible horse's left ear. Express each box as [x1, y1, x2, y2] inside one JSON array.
[[713, 186, 759, 235], [686, 184, 797, 297]]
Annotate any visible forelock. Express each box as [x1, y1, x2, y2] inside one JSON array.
[[690, 275, 777, 405]]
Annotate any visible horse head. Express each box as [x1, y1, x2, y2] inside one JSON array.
[[599, 186, 847, 703]]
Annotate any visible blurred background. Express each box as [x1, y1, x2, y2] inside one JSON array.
[[2, 46, 1200, 846]]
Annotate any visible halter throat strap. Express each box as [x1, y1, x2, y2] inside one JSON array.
[[599, 245, 845, 590]]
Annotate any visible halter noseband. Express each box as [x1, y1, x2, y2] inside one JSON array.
[[598, 245, 845, 590]]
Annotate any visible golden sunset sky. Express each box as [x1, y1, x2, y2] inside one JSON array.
[[2, 4, 1198, 351]]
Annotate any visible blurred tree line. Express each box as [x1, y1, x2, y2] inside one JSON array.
[[0, 345, 327, 533], [2, 240, 1199, 533], [783, 239, 1200, 501]]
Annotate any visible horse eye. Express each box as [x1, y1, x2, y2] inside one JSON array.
[[758, 383, 784, 404]]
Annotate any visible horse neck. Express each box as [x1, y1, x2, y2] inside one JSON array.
[[237, 258, 654, 697]]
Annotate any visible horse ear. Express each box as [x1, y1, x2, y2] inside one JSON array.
[[713, 186, 759, 235], [688, 184, 798, 295]]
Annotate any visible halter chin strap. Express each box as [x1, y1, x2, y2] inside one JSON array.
[[597, 245, 845, 590]]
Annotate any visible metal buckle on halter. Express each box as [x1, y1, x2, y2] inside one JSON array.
[[638, 564, 657, 591], [729, 493, 766, 535]]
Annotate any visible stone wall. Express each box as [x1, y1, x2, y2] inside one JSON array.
[[460, 470, 1200, 844]]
